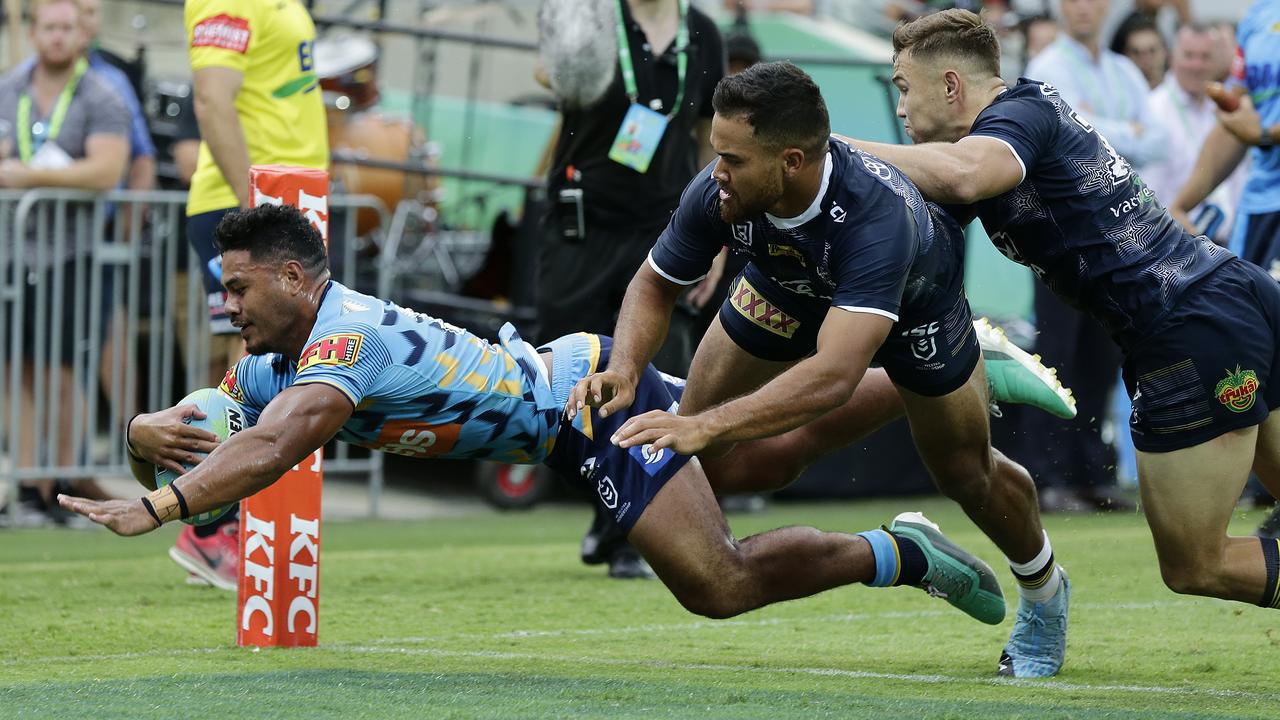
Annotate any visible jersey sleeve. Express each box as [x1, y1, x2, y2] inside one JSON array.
[[828, 192, 918, 321], [218, 353, 290, 427], [82, 76, 131, 144], [648, 163, 725, 285], [185, 0, 257, 73], [291, 324, 393, 406], [968, 94, 1058, 174]]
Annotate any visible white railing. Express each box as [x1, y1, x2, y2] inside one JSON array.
[[0, 188, 391, 523]]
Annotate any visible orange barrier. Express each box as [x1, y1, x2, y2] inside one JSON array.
[[236, 165, 329, 648]]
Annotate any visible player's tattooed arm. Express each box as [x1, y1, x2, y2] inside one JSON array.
[[62, 384, 353, 536], [1171, 123, 1249, 230], [568, 261, 683, 420], [612, 308, 890, 455], [169, 384, 352, 515], [835, 134, 1024, 204]]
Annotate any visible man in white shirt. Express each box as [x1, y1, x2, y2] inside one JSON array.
[[1027, 0, 1167, 167], [1146, 23, 1246, 244]]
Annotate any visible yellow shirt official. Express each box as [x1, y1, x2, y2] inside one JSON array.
[[185, 0, 328, 216]]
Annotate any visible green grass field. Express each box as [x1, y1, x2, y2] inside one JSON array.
[[2, 497, 1278, 719]]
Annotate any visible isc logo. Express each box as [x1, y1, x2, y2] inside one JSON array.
[[900, 322, 939, 338]]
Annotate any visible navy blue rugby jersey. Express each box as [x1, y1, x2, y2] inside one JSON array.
[[956, 79, 1232, 344], [649, 137, 958, 322]]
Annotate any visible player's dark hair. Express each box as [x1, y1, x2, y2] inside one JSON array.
[[712, 61, 829, 158], [214, 204, 329, 277], [892, 9, 1001, 79]]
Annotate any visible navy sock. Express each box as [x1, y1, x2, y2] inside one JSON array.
[[890, 532, 929, 587], [1261, 537, 1280, 609]]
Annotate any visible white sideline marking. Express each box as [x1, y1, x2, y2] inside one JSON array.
[[1, 600, 1195, 668], [9, 598, 1263, 702], [8, 642, 1271, 701], [359, 601, 1188, 643], [337, 646, 1275, 701]]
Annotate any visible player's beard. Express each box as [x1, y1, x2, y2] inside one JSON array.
[[718, 169, 784, 225]]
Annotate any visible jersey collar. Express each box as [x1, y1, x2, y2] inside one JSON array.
[[766, 152, 833, 230], [314, 280, 340, 325]]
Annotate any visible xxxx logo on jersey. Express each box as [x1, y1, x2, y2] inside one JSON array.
[[298, 333, 364, 373], [1215, 365, 1260, 413], [731, 276, 799, 338]]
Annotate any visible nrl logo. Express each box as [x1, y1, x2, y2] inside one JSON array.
[[1215, 366, 1260, 413]]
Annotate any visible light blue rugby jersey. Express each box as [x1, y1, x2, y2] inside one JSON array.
[[217, 281, 562, 464], [1233, 0, 1280, 214]]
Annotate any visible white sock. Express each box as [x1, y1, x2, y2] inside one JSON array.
[[1008, 530, 1062, 602]]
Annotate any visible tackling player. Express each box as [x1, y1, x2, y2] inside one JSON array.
[[805, 7, 1280, 662], [569, 62, 1070, 678]]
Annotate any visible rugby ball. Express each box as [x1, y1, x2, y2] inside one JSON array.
[[153, 387, 247, 526]]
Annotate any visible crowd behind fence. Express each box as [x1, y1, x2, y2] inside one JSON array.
[[0, 188, 393, 524]]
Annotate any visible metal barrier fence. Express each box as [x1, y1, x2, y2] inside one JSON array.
[[0, 188, 390, 524]]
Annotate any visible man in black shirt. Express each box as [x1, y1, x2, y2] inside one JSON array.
[[537, 0, 726, 578]]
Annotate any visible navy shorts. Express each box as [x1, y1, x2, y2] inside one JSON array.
[[716, 263, 979, 397], [187, 208, 238, 335], [1124, 258, 1280, 452], [1238, 210, 1280, 280], [540, 333, 692, 532]]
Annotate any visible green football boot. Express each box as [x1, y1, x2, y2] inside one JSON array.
[[888, 512, 1006, 625], [975, 317, 1077, 420]]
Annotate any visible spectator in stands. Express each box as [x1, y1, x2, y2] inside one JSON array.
[[77, 0, 157, 446], [76, 0, 154, 191], [1017, 0, 1166, 512], [884, 0, 982, 24], [171, 0, 328, 588], [998, 11, 1055, 80], [1117, 18, 1168, 89], [0, 0, 129, 525], [1208, 20, 1237, 82], [1021, 14, 1058, 70], [1146, 23, 1245, 244], [722, 0, 814, 15], [1109, 0, 1191, 54], [536, 0, 725, 578]]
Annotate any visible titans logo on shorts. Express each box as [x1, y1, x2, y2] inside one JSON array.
[[539, 333, 692, 532], [222, 281, 561, 464], [957, 79, 1232, 348], [1124, 259, 1280, 452]]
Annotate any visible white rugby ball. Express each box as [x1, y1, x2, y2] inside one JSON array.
[[153, 387, 247, 526]]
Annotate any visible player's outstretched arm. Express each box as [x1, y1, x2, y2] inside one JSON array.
[[835, 134, 1024, 204], [1170, 123, 1248, 230], [612, 308, 890, 455], [60, 384, 352, 536], [567, 261, 683, 420]]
